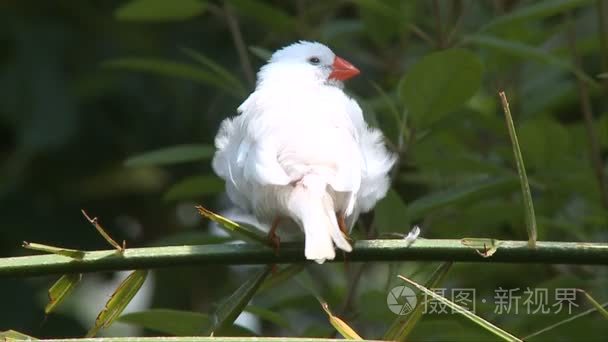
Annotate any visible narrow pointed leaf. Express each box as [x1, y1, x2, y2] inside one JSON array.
[[119, 309, 211, 336], [211, 266, 271, 335], [499, 92, 537, 248], [245, 305, 292, 330], [45, 274, 82, 314], [481, 0, 593, 31], [248, 46, 272, 61], [466, 35, 597, 87], [22, 242, 85, 259], [82, 209, 124, 252], [196, 206, 268, 244], [406, 175, 519, 220], [259, 264, 305, 293], [124, 144, 214, 167], [398, 275, 522, 341], [320, 301, 363, 340], [181, 47, 246, 96], [227, 0, 296, 32], [0, 330, 38, 340], [164, 175, 224, 201], [87, 270, 148, 337], [104, 59, 240, 95], [524, 301, 608, 339], [115, 0, 206, 22], [384, 262, 452, 341], [577, 289, 608, 320]]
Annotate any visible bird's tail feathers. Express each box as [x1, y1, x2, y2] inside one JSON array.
[[288, 176, 352, 264]]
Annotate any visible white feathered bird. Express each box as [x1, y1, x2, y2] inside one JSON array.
[[212, 41, 396, 263]]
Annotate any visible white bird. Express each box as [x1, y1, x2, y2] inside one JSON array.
[[212, 41, 396, 263]]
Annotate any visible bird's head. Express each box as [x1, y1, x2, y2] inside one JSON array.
[[257, 41, 360, 88]]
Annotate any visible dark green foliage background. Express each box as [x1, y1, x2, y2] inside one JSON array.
[[1, 0, 607, 340]]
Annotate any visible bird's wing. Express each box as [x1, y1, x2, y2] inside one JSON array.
[[343, 97, 396, 214]]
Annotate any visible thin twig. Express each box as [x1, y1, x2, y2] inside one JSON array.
[[224, 3, 255, 87], [566, 13, 608, 209], [432, 0, 445, 48], [408, 24, 436, 47], [4, 239, 608, 277], [81, 209, 125, 252]]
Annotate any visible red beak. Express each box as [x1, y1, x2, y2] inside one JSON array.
[[328, 56, 360, 81]]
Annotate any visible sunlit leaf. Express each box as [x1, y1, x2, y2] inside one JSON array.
[[164, 175, 224, 201], [115, 0, 206, 22], [406, 176, 519, 221], [45, 274, 82, 314], [384, 262, 452, 341], [320, 301, 363, 340], [210, 266, 271, 335], [87, 270, 148, 337], [124, 144, 214, 167], [398, 275, 522, 341], [0, 330, 38, 340], [119, 309, 211, 336], [499, 92, 537, 248], [196, 205, 268, 244], [22, 242, 85, 259], [399, 48, 482, 128]]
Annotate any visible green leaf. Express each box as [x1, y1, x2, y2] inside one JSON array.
[[406, 175, 519, 221], [45, 274, 82, 314], [210, 266, 272, 335], [399, 48, 482, 128], [180, 47, 247, 96], [384, 262, 453, 341], [103, 58, 240, 95], [22, 242, 85, 259], [499, 92, 537, 248], [245, 305, 292, 330], [115, 0, 206, 22], [227, 0, 296, 32], [320, 301, 363, 340], [0, 330, 38, 340], [259, 264, 305, 293], [119, 309, 211, 336], [398, 275, 522, 341], [577, 289, 608, 320], [481, 0, 593, 31], [164, 175, 224, 201], [373, 189, 410, 233], [196, 206, 269, 244], [465, 34, 598, 87], [524, 301, 608, 340], [87, 270, 149, 337], [124, 144, 214, 167], [248, 46, 272, 61]]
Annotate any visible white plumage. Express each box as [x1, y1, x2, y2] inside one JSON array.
[[212, 41, 396, 263]]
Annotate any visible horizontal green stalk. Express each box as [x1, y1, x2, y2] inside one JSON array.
[[1, 239, 607, 278]]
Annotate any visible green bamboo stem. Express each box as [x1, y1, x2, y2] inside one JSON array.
[[1, 239, 608, 278]]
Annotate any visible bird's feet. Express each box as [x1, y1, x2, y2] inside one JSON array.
[[268, 217, 281, 255], [337, 213, 352, 241]]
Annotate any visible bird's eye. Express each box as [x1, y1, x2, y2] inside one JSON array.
[[308, 57, 321, 65]]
